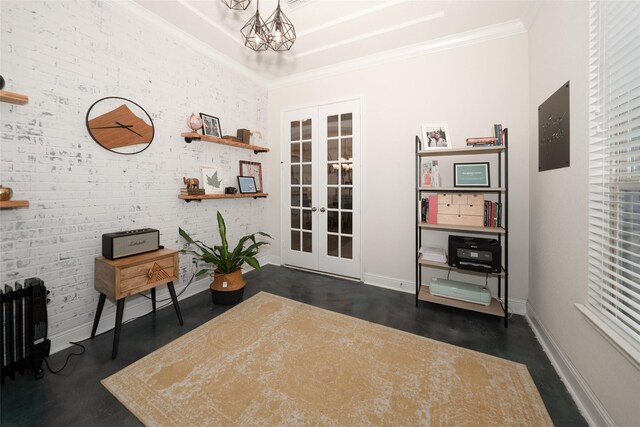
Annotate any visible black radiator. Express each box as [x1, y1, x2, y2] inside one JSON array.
[[1, 278, 50, 384]]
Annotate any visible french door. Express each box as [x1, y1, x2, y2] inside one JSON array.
[[282, 99, 361, 278]]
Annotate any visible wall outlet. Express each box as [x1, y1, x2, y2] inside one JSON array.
[[222, 281, 228, 288]]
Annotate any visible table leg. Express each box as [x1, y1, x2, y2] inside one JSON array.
[[90, 293, 106, 339], [112, 299, 125, 359], [151, 287, 156, 312], [167, 282, 184, 326]]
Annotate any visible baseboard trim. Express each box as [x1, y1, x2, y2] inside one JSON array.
[[526, 303, 614, 427], [264, 254, 282, 266], [49, 278, 211, 354], [363, 272, 415, 294]]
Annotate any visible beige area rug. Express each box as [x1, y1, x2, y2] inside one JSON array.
[[102, 292, 552, 426]]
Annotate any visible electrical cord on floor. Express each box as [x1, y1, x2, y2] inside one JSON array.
[[95, 270, 198, 331], [60, 270, 198, 347], [44, 342, 86, 374]]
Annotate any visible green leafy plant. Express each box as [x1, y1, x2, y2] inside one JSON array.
[[179, 211, 271, 277]]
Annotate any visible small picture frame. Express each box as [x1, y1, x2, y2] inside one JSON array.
[[421, 123, 451, 150], [200, 113, 221, 138], [237, 176, 257, 193], [454, 162, 490, 187], [239, 160, 263, 193], [202, 166, 224, 194]]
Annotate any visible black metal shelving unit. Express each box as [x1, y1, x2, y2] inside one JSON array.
[[415, 130, 509, 327]]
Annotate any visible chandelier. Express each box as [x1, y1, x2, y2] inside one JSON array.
[[222, 0, 296, 51], [221, 0, 251, 10]]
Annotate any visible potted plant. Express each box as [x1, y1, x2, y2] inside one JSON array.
[[179, 211, 271, 305]]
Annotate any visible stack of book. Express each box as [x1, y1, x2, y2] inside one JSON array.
[[419, 195, 438, 224], [493, 123, 505, 146], [484, 201, 502, 227], [465, 123, 506, 147], [181, 188, 205, 196]]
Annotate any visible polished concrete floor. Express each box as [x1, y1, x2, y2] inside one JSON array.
[[2, 265, 586, 426]]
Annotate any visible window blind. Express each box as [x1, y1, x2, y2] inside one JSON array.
[[588, 1, 640, 348]]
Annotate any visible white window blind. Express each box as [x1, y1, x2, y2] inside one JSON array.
[[588, 1, 640, 349]]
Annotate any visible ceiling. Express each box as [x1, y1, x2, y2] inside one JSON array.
[[133, 0, 539, 86]]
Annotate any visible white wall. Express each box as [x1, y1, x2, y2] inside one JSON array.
[[267, 34, 530, 307], [0, 1, 268, 351], [528, 2, 640, 426]]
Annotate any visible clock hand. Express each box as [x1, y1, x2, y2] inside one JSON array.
[[115, 121, 144, 137], [91, 124, 134, 129]]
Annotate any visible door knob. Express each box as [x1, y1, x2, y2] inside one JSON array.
[[320, 207, 326, 212], [311, 207, 317, 212]]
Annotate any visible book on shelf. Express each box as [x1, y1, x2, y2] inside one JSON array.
[[419, 246, 447, 263], [494, 124, 503, 146], [419, 198, 428, 222], [428, 195, 438, 224], [180, 188, 206, 195], [483, 201, 502, 227], [466, 137, 497, 146]]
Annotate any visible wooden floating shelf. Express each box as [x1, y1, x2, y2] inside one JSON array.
[[418, 146, 505, 157], [418, 222, 505, 234], [418, 186, 505, 193], [418, 285, 505, 317], [180, 132, 269, 153], [0, 200, 29, 209], [0, 90, 29, 105], [179, 193, 269, 202], [418, 255, 505, 277]]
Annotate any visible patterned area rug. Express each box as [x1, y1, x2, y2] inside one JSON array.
[[102, 292, 552, 426]]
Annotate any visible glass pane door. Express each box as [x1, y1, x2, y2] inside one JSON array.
[[290, 118, 314, 254], [326, 113, 353, 259], [282, 100, 360, 279]]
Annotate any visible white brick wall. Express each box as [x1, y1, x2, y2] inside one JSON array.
[[0, 0, 270, 347]]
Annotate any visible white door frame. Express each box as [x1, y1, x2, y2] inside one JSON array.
[[279, 96, 365, 280]]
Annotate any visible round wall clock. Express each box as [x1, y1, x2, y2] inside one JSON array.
[[86, 96, 155, 155]]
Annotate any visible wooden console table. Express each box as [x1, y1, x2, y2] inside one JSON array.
[[90, 248, 184, 359]]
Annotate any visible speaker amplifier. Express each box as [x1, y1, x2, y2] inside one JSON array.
[[102, 228, 159, 260]]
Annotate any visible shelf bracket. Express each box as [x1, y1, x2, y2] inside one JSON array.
[[184, 136, 198, 143], [183, 199, 202, 203]]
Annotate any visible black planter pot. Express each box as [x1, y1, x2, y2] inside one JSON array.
[[210, 287, 244, 305]]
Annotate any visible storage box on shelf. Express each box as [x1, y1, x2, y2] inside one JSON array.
[[415, 130, 509, 327]]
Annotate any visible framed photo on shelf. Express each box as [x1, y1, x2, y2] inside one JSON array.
[[421, 123, 450, 150], [453, 162, 490, 187], [199, 113, 221, 138], [237, 176, 257, 194], [239, 160, 263, 192], [201, 166, 224, 194], [420, 159, 440, 187]]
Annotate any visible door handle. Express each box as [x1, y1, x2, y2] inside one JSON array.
[[311, 207, 317, 212], [320, 207, 326, 212]]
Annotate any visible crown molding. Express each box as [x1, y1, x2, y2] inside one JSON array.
[[267, 19, 527, 89], [297, 0, 410, 37], [295, 11, 445, 59], [118, 0, 268, 88], [177, 0, 244, 48]]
